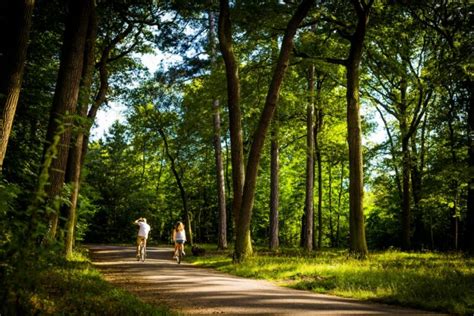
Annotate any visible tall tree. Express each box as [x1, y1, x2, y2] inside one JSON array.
[[64, 3, 98, 257], [218, 0, 250, 257], [213, 99, 227, 249], [232, 0, 314, 262], [269, 113, 280, 251], [0, 0, 35, 172], [338, 0, 373, 256], [41, 0, 93, 240], [209, 8, 227, 250], [314, 75, 324, 250], [158, 125, 194, 246], [467, 80, 474, 254], [295, 0, 372, 255], [304, 65, 315, 251], [365, 11, 433, 249]]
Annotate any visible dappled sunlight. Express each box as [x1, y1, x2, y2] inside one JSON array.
[[89, 245, 429, 315], [189, 247, 474, 314]]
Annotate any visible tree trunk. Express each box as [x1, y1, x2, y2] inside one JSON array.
[[213, 99, 227, 249], [401, 136, 411, 250], [465, 79, 474, 254], [345, 0, 370, 257], [65, 4, 97, 257], [233, 0, 313, 262], [64, 18, 133, 252], [218, 0, 249, 256], [411, 114, 427, 249], [210, 9, 227, 250], [399, 75, 412, 250], [315, 108, 323, 250], [374, 105, 402, 201], [43, 0, 92, 241], [447, 98, 460, 250], [328, 162, 334, 247], [269, 112, 280, 251], [304, 65, 315, 252], [158, 128, 193, 245], [0, 0, 35, 172], [336, 161, 344, 248]]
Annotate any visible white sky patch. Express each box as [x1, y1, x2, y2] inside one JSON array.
[[91, 51, 182, 140], [362, 100, 386, 147], [90, 101, 127, 141], [141, 51, 183, 72]]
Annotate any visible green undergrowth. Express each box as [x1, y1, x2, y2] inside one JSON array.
[[188, 245, 474, 314], [1, 247, 174, 315]]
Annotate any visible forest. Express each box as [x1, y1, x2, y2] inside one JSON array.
[[0, 0, 473, 314]]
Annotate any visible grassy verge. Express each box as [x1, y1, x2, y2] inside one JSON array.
[[1, 248, 174, 315], [187, 245, 474, 314]]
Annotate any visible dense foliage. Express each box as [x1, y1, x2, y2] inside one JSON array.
[[0, 0, 472, 312]]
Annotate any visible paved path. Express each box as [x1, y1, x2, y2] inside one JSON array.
[[88, 245, 434, 315]]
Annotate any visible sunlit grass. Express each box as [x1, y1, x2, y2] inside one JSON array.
[[188, 246, 474, 314], [2, 248, 174, 315]]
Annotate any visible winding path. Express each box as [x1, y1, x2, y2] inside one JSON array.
[[88, 245, 434, 315]]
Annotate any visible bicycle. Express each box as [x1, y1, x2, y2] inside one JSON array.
[[137, 239, 146, 262], [175, 243, 184, 264]]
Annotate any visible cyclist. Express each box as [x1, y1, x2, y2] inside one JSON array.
[[172, 221, 186, 258], [134, 217, 151, 260]]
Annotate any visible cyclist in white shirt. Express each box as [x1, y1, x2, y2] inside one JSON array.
[[134, 217, 151, 259]]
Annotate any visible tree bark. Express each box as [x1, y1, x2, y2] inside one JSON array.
[[218, 0, 249, 256], [43, 0, 92, 241], [411, 114, 427, 249], [65, 4, 97, 257], [345, 0, 371, 257], [398, 71, 430, 250], [304, 65, 315, 252], [210, 8, 227, 250], [315, 79, 323, 250], [213, 99, 227, 249], [234, 0, 313, 262], [64, 17, 135, 253], [0, 0, 35, 172], [316, 143, 323, 249], [336, 160, 344, 247], [466, 78, 474, 254], [269, 112, 280, 251], [374, 105, 402, 201], [328, 162, 334, 247], [401, 135, 411, 250], [158, 127, 193, 246], [398, 72, 414, 250], [447, 94, 460, 250]]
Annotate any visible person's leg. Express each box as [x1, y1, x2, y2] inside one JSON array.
[[136, 236, 141, 257]]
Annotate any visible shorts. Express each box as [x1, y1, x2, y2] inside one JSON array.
[[175, 239, 185, 244]]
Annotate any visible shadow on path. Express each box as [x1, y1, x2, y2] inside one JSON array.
[[87, 245, 436, 315]]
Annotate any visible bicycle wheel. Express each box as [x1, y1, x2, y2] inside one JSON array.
[[177, 247, 182, 264]]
